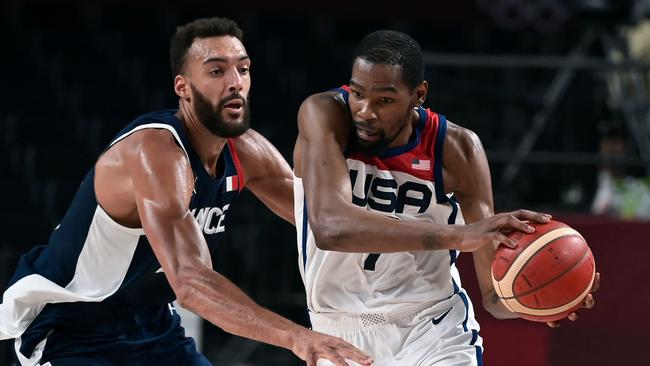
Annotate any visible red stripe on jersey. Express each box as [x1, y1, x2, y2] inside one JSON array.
[[226, 138, 245, 192], [347, 108, 442, 182]]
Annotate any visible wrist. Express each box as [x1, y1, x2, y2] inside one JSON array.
[[282, 324, 309, 352], [424, 225, 464, 251]]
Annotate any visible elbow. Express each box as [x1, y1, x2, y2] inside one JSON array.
[[483, 301, 505, 319], [173, 282, 196, 310], [482, 295, 516, 320], [309, 212, 349, 251], [310, 223, 339, 251], [169, 266, 210, 310], [312, 229, 337, 251]]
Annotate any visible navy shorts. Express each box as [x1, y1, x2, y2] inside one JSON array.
[[14, 304, 211, 366]]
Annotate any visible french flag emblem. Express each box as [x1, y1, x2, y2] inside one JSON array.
[[411, 159, 431, 171], [225, 176, 239, 192]]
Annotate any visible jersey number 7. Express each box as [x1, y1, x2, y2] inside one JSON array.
[[363, 253, 381, 271]]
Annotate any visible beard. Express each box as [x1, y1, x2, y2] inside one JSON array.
[[190, 83, 251, 138], [352, 107, 412, 156], [352, 120, 392, 156]]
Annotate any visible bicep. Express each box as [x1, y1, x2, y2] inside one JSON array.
[[127, 131, 193, 225], [297, 96, 353, 216], [445, 128, 494, 219], [123, 131, 210, 282], [236, 130, 295, 224]]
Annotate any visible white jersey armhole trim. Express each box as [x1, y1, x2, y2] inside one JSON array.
[[109, 123, 191, 163]]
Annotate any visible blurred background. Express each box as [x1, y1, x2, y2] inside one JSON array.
[[1, 0, 649, 365]]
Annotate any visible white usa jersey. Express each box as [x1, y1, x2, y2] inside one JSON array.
[[295, 87, 468, 315]]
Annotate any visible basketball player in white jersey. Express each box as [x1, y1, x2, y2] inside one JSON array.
[[293, 30, 599, 365]]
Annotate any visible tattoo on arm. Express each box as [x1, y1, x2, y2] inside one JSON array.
[[423, 231, 442, 250]]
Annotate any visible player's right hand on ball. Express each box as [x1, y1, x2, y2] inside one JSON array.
[[291, 329, 373, 366], [459, 209, 551, 252]]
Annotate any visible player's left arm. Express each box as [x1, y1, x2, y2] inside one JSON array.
[[443, 122, 518, 319], [233, 129, 295, 225], [444, 122, 599, 324]]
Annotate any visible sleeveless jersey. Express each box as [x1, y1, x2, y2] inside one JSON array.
[[294, 87, 467, 315], [0, 109, 245, 355]]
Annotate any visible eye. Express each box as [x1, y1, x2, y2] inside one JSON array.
[[380, 97, 394, 104], [209, 69, 222, 77], [350, 90, 363, 98], [239, 67, 250, 75]]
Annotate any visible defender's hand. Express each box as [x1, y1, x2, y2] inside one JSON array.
[[459, 209, 551, 252], [547, 272, 600, 328], [291, 328, 373, 366]]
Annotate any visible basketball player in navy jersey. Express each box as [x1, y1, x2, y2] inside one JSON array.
[[0, 17, 372, 366], [293, 31, 599, 365]]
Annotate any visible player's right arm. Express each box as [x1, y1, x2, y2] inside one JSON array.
[[117, 129, 372, 366], [295, 92, 544, 253]]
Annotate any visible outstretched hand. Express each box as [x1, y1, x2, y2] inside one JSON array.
[[291, 328, 373, 366], [546, 272, 600, 328], [459, 209, 552, 252]]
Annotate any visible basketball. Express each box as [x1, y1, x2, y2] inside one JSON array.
[[491, 220, 596, 322]]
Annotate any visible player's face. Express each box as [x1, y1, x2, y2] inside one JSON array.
[[184, 36, 251, 137], [348, 58, 422, 153]]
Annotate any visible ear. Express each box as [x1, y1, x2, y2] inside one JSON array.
[[415, 80, 428, 107], [174, 75, 190, 101]]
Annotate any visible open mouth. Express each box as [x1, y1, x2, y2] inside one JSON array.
[[223, 99, 244, 111], [356, 127, 379, 139]]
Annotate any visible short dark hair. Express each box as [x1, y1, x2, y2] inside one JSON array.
[[169, 17, 244, 76], [352, 30, 424, 90]]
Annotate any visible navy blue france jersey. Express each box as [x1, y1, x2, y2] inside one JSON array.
[[0, 109, 245, 359]]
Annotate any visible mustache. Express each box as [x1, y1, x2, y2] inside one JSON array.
[[353, 120, 378, 132]]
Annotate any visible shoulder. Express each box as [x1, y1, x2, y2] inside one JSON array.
[[301, 90, 345, 107], [231, 128, 274, 156], [127, 127, 185, 151], [297, 90, 352, 149], [298, 91, 351, 128], [441, 120, 490, 194], [114, 128, 190, 171], [232, 129, 290, 182], [443, 120, 484, 164]]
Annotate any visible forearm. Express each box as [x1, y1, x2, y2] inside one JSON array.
[[248, 176, 296, 226], [313, 207, 463, 253], [177, 267, 305, 350], [471, 243, 520, 319]]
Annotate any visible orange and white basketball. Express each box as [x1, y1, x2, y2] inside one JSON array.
[[491, 220, 596, 322]]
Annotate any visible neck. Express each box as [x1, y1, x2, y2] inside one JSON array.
[[386, 108, 420, 149], [176, 102, 228, 178]]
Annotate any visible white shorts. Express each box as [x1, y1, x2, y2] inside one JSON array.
[[313, 291, 483, 366]]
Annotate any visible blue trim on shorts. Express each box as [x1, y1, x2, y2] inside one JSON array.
[[476, 345, 484, 366], [450, 277, 460, 295], [458, 291, 484, 364], [457, 291, 470, 332], [302, 199, 308, 270]]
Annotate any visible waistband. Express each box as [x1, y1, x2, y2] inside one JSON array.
[[309, 300, 442, 331]]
